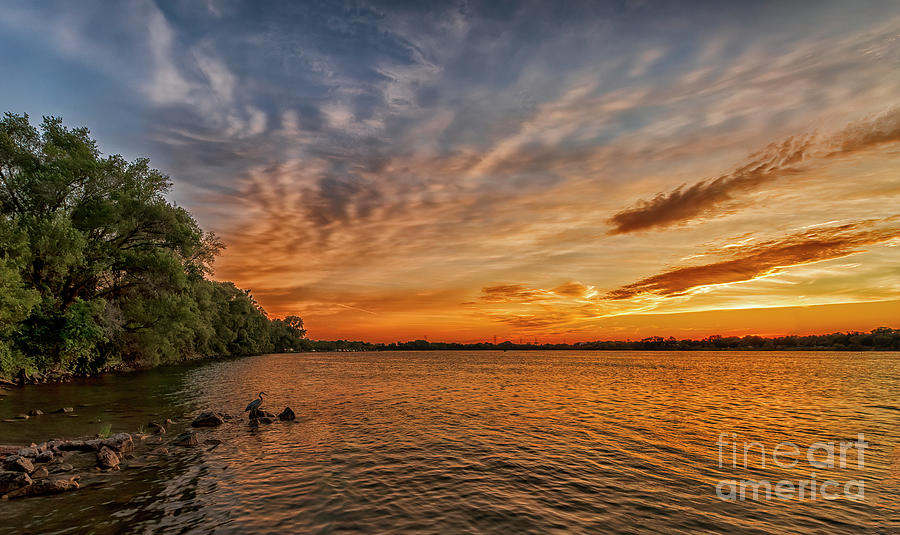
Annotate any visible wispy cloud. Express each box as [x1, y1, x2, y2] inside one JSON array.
[[608, 108, 900, 235], [607, 219, 900, 299]]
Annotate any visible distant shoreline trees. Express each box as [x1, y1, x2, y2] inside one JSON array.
[[307, 327, 900, 352], [0, 113, 306, 378]]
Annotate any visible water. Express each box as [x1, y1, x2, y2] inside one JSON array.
[[1, 351, 898, 534]]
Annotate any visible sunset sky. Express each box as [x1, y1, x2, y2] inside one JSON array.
[[2, 1, 899, 342]]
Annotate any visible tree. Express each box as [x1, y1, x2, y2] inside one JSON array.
[[0, 112, 305, 377]]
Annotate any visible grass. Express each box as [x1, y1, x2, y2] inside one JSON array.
[[98, 423, 112, 439]]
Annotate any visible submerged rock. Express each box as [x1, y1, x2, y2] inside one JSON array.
[[3, 456, 34, 473], [96, 447, 120, 470], [53, 407, 74, 414], [28, 409, 44, 416], [35, 451, 54, 463], [191, 411, 225, 427], [14, 414, 29, 420], [148, 422, 166, 434], [0, 471, 32, 494], [278, 407, 296, 421], [173, 431, 199, 447], [6, 477, 79, 499]]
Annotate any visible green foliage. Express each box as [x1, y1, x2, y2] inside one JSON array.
[[0, 112, 306, 378], [98, 423, 112, 439]]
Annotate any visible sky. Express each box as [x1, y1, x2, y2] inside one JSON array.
[[1, 0, 899, 342]]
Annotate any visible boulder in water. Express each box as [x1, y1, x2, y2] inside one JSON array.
[[0, 471, 32, 494], [28, 409, 43, 416], [100, 433, 134, 453], [53, 407, 74, 414], [191, 411, 225, 427], [278, 407, 296, 421], [17, 447, 38, 458], [148, 422, 166, 434], [29, 466, 49, 479], [3, 455, 34, 473], [96, 447, 120, 469]]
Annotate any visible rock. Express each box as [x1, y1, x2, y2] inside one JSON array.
[[17, 447, 38, 458], [255, 417, 274, 424], [55, 463, 74, 473], [278, 407, 296, 421], [6, 477, 78, 499], [149, 447, 169, 456], [100, 433, 134, 453], [57, 440, 94, 452], [3, 455, 34, 473], [29, 467, 48, 479], [191, 411, 225, 428], [96, 447, 120, 469], [14, 414, 29, 420], [27, 409, 44, 416], [173, 431, 199, 447], [0, 446, 20, 456], [0, 471, 32, 494], [53, 407, 75, 414], [35, 451, 54, 463], [148, 422, 166, 434]]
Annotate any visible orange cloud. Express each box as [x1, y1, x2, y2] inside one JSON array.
[[608, 108, 900, 234], [607, 219, 900, 299]]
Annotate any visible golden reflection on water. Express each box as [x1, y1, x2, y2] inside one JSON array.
[[1, 351, 898, 534]]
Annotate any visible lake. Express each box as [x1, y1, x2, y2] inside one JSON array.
[[1, 351, 898, 534]]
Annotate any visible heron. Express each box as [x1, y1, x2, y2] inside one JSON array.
[[245, 391, 267, 413]]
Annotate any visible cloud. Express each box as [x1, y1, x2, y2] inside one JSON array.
[[608, 108, 900, 234], [479, 284, 550, 303], [607, 219, 900, 299], [825, 106, 900, 157], [477, 282, 594, 304]]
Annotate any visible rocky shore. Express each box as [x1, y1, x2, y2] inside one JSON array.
[[0, 405, 297, 500]]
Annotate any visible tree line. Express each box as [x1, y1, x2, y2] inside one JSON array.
[[317, 327, 900, 352], [0, 113, 306, 379]]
